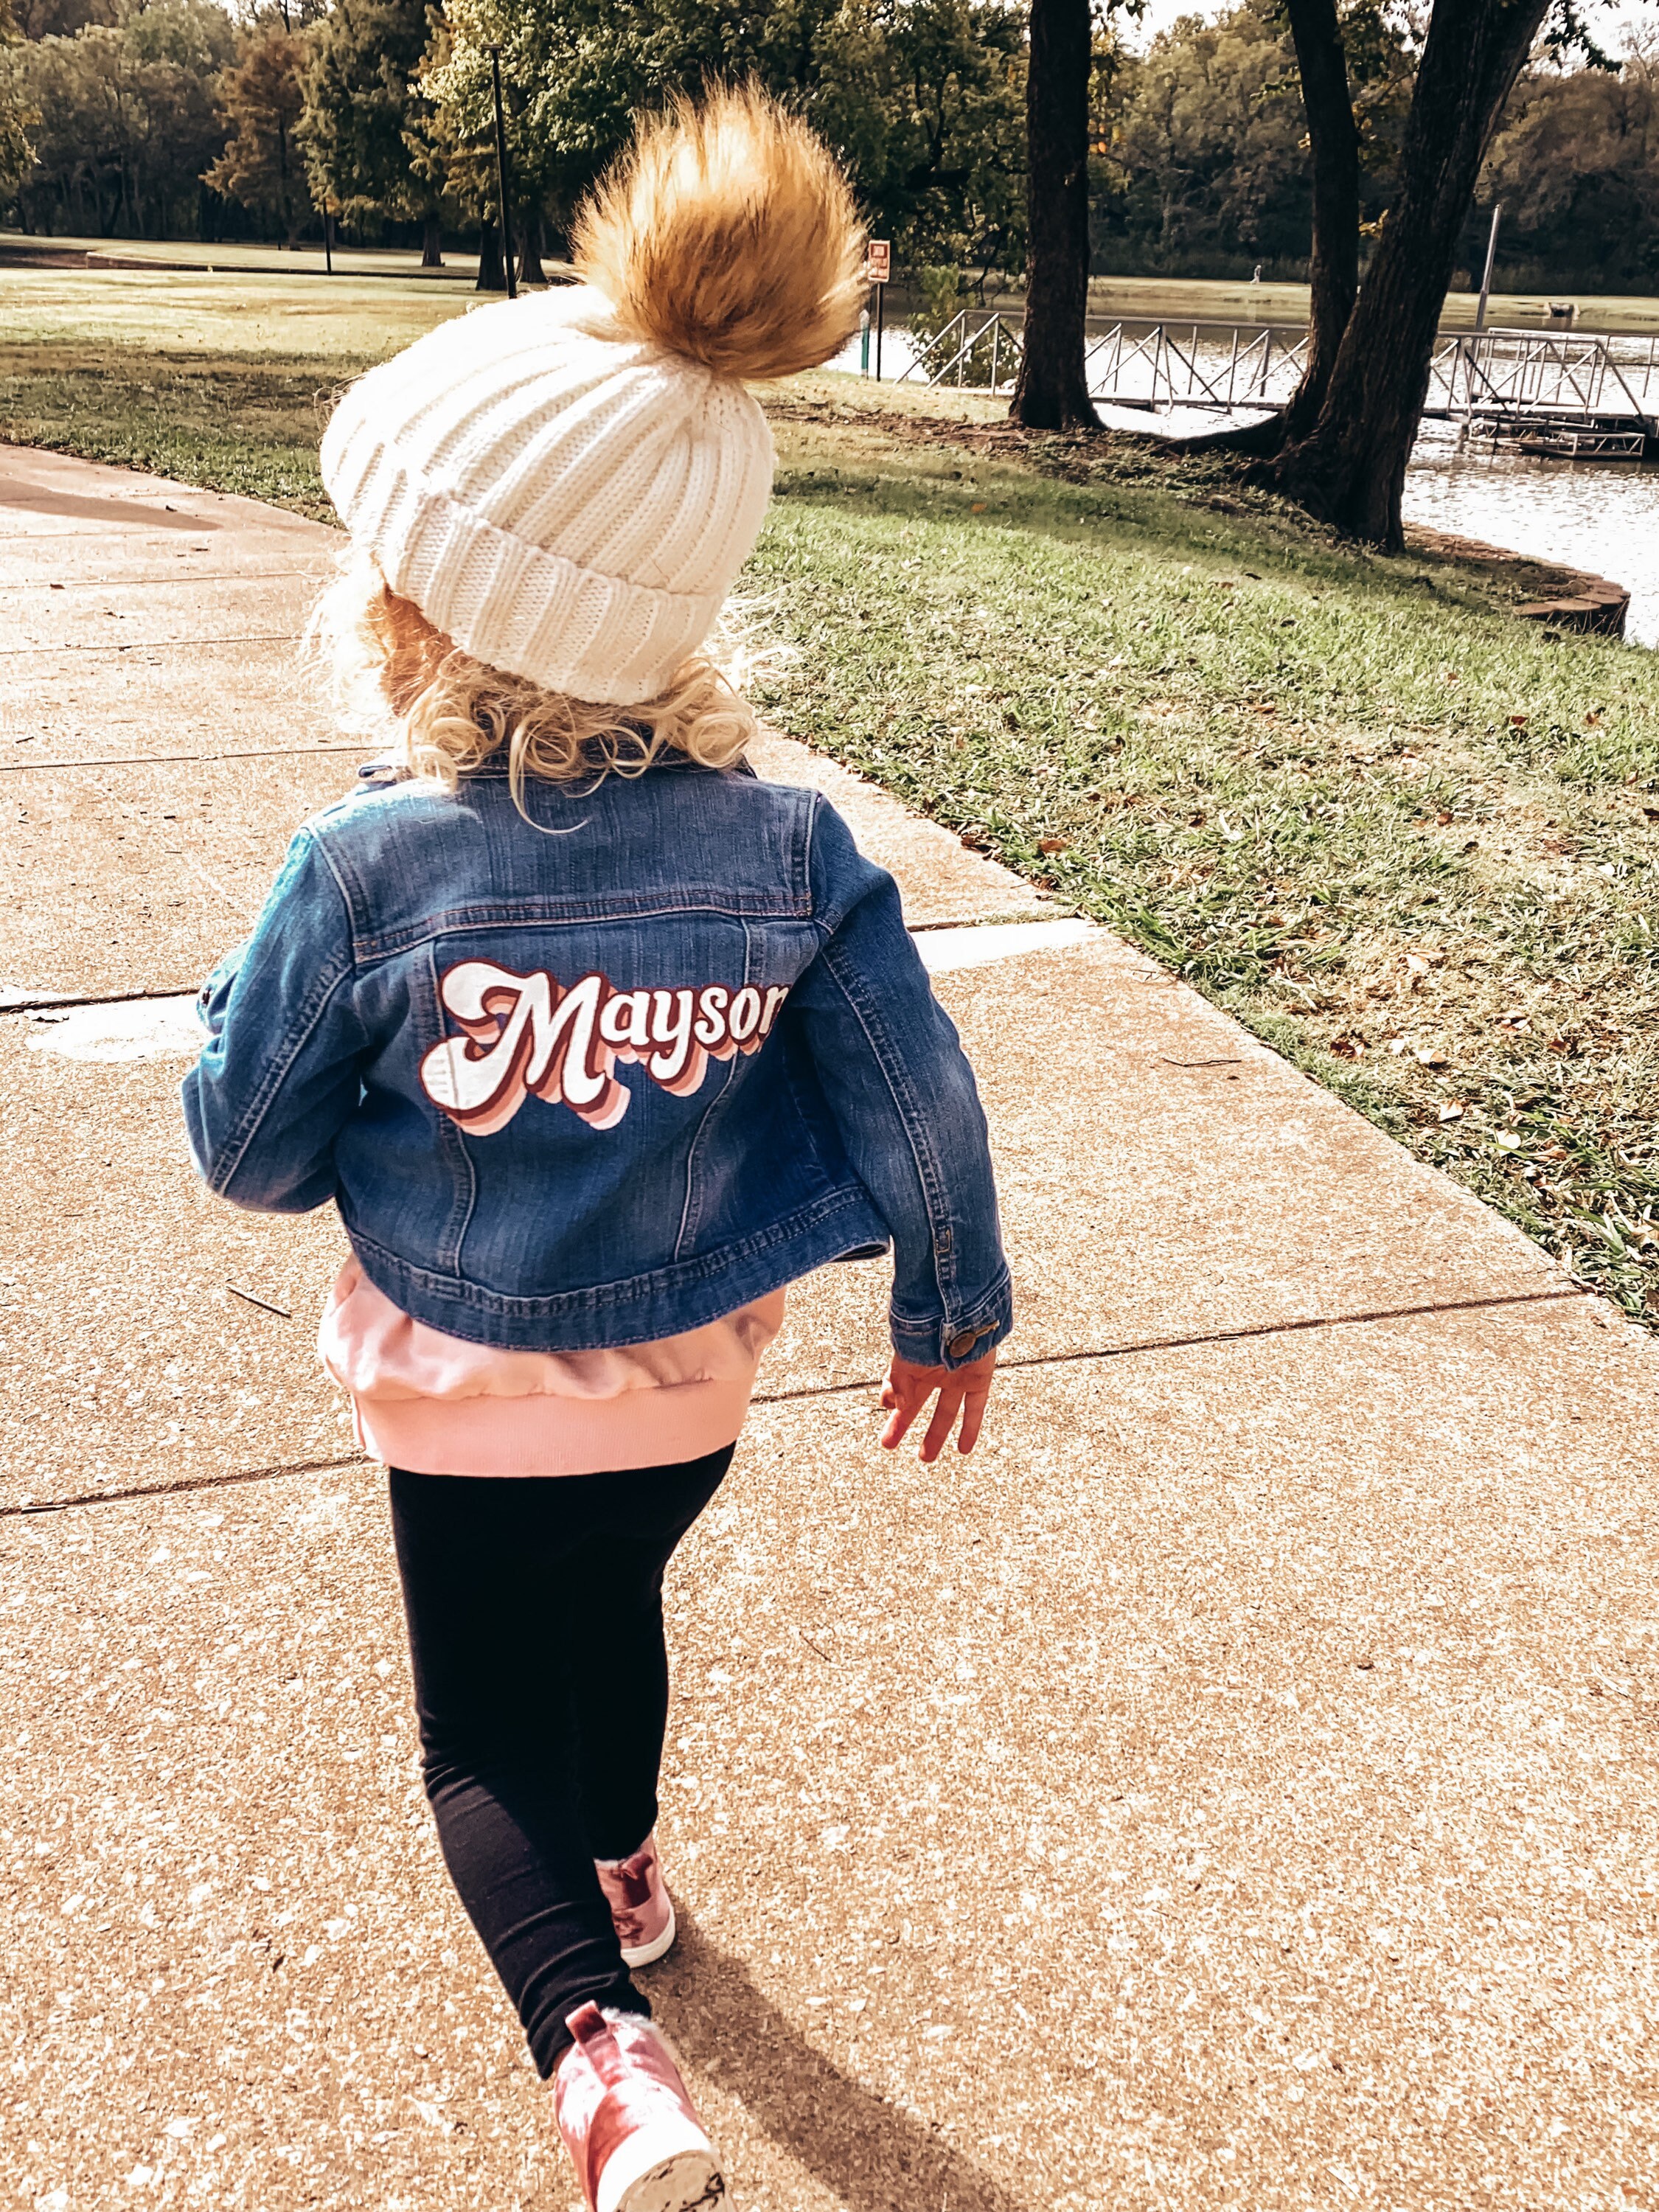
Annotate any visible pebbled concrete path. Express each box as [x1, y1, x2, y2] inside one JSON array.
[[3, 445, 1657, 2212]]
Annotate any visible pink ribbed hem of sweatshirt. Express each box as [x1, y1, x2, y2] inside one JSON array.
[[319, 1259, 785, 1479]]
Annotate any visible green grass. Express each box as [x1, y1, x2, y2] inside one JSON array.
[[754, 386, 1659, 1318], [0, 343, 352, 514], [0, 268, 463, 516], [5, 270, 1659, 1316]]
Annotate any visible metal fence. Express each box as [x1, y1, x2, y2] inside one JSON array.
[[1425, 332, 1659, 425], [898, 310, 1024, 394], [900, 312, 1659, 437], [1083, 320, 1309, 410]]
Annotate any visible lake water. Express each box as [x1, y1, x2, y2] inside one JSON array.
[[830, 327, 1659, 647], [1401, 426, 1659, 647]]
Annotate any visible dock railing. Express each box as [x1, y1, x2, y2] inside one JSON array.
[[898, 313, 1659, 437], [1427, 332, 1659, 426]]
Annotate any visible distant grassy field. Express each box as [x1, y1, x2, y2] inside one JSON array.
[[0, 268, 456, 512], [11, 239, 1659, 334], [5, 265, 1659, 1317]]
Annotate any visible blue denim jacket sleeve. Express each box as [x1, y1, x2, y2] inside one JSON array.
[[792, 796, 1012, 1371], [181, 828, 369, 1212]]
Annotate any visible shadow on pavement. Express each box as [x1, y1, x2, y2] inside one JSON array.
[[651, 1908, 1032, 2212], [0, 483, 218, 529]]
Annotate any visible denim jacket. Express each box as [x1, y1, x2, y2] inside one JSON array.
[[181, 759, 1012, 1368]]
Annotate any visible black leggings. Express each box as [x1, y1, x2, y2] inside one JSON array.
[[387, 1446, 734, 2077]]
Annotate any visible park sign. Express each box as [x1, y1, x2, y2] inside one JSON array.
[[865, 240, 891, 285]]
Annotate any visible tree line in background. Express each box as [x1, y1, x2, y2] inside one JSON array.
[[1092, 4, 1659, 296], [0, 0, 1655, 299], [0, 0, 1029, 279]]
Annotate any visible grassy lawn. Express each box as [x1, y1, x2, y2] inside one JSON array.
[[0, 268, 461, 514], [6, 268, 1659, 1317]]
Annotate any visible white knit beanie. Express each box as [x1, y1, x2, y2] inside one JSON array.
[[321, 91, 866, 708]]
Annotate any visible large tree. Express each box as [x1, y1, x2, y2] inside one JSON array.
[[810, 0, 1027, 281], [1279, 0, 1358, 444], [205, 10, 312, 244], [7, 0, 232, 237], [1011, 0, 1098, 429], [298, 0, 450, 265], [0, 0, 36, 208], [1259, 0, 1551, 543], [1483, 45, 1659, 289], [424, 0, 1027, 284]]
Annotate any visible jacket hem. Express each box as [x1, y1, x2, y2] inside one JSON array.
[[343, 1189, 891, 1353]]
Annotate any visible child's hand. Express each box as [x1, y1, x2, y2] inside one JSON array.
[[880, 1349, 997, 1461]]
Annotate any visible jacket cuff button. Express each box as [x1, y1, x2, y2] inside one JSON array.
[[947, 1329, 980, 1360]]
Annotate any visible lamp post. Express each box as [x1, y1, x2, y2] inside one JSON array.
[[1474, 201, 1502, 335], [487, 44, 516, 301]]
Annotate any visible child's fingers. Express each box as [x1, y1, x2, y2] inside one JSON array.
[[956, 1381, 989, 1455], [880, 1401, 914, 1450], [953, 1354, 997, 1456], [919, 1383, 964, 1463], [880, 1370, 926, 1450], [881, 1354, 995, 1458]]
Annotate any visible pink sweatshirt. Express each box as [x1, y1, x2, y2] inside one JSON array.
[[319, 1258, 783, 1478]]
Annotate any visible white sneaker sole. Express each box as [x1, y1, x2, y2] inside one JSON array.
[[619, 1897, 677, 1970], [596, 2112, 725, 2212]]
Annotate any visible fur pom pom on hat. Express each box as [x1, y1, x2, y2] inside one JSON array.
[[320, 88, 865, 708]]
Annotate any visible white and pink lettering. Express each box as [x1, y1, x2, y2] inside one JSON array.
[[419, 962, 628, 1134], [420, 960, 790, 1134]]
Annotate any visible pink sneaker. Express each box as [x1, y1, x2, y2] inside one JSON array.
[[554, 2002, 725, 2212], [594, 1832, 677, 1968]]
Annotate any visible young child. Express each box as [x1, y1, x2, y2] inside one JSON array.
[[183, 88, 1009, 2212]]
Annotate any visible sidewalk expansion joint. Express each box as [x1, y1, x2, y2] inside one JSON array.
[[0, 1288, 1586, 1520], [4, 1454, 369, 1519], [752, 1287, 1589, 1406], [1, 984, 204, 1014], [0, 634, 299, 657], [2, 915, 1074, 1020], [1, 743, 369, 775], [0, 568, 331, 591]]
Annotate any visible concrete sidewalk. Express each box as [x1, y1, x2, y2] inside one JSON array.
[[3, 444, 1657, 2212]]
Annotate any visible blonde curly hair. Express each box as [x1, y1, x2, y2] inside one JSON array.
[[311, 546, 758, 813]]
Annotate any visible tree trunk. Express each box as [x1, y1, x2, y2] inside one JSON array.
[[1279, 0, 1360, 445], [1259, 0, 1548, 546], [475, 215, 505, 293], [1011, 0, 1099, 432], [515, 204, 546, 288], [420, 211, 445, 268]]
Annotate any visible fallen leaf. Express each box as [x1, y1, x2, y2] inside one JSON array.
[[1438, 1102, 1464, 1121], [1509, 713, 1528, 727], [970, 501, 987, 513], [1495, 1133, 1523, 1152], [1038, 837, 1070, 855]]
